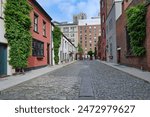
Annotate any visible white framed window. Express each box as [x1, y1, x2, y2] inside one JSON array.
[[43, 21, 46, 36], [63, 27, 69, 32], [34, 13, 38, 32], [101, 0, 104, 8]]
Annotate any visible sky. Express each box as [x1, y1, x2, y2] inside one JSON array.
[[37, 0, 100, 22]]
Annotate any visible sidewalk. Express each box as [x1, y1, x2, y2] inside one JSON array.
[[99, 60, 150, 83], [0, 61, 76, 91]]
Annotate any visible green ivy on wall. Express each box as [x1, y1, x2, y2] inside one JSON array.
[[53, 26, 62, 64], [4, 0, 32, 70], [126, 4, 147, 56]]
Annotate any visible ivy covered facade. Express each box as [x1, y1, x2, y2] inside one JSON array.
[[116, 0, 150, 71]]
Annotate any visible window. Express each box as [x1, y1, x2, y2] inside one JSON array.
[[102, 14, 105, 23], [110, 43, 113, 56], [64, 33, 69, 37], [85, 41, 87, 47], [70, 27, 75, 32], [70, 33, 74, 37], [126, 26, 132, 55], [102, 29, 105, 38], [34, 13, 38, 32], [0, 0, 4, 18], [109, 19, 113, 31], [101, 0, 104, 8], [63, 27, 69, 32], [32, 39, 44, 57], [89, 29, 92, 33], [43, 21, 46, 36], [80, 37, 82, 40], [85, 37, 87, 40]]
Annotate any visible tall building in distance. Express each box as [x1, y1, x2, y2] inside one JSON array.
[[58, 23, 78, 47], [78, 18, 101, 57], [73, 12, 87, 24]]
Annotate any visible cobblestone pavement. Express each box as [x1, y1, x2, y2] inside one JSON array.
[[0, 61, 150, 100]]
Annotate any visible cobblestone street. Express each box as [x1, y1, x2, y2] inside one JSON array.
[[0, 61, 150, 100]]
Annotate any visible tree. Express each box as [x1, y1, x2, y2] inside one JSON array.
[[78, 43, 83, 53], [4, 0, 32, 71], [53, 26, 62, 64], [88, 50, 93, 60]]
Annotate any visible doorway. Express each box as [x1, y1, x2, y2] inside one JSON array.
[[117, 50, 121, 63], [0, 43, 7, 76]]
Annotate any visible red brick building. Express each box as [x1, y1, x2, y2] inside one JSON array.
[[28, 0, 52, 69], [99, 0, 113, 60], [78, 18, 101, 57], [116, 0, 150, 71], [99, 0, 107, 60], [146, 2, 150, 71]]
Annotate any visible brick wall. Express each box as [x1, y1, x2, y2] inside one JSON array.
[[116, 0, 150, 71], [99, 0, 107, 60], [146, 3, 150, 70]]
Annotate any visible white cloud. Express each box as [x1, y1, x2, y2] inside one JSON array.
[[37, 0, 100, 21]]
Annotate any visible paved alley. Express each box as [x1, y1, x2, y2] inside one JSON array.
[[0, 61, 150, 100]]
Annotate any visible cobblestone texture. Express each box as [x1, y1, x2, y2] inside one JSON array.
[[0, 61, 150, 100]]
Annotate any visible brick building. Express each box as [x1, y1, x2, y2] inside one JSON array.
[[116, 0, 150, 71], [99, 0, 113, 61], [78, 18, 101, 58], [27, 0, 52, 70]]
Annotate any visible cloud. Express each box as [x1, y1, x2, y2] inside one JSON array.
[[37, 0, 100, 22]]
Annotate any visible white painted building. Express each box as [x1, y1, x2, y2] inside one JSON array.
[[51, 24, 76, 65], [59, 34, 76, 64], [0, 0, 14, 76], [106, 0, 123, 63]]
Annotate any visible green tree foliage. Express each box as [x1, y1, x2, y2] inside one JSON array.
[[126, 4, 146, 56], [53, 26, 62, 64], [4, 0, 32, 69], [88, 50, 93, 57], [78, 43, 83, 53]]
